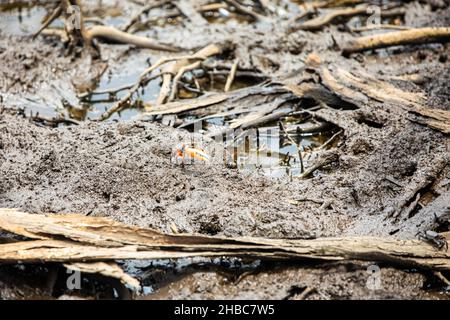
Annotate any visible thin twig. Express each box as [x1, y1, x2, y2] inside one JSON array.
[[279, 120, 304, 173], [318, 129, 343, 150]]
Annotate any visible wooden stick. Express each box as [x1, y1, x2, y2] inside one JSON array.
[[279, 120, 304, 173], [350, 24, 412, 33], [33, 3, 62, 38], [342, 27, 450, 55], [224, 59, 239, 92]]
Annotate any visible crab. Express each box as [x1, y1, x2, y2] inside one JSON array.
[[171, 143, 210, 166], [417, 230, 448, 251]]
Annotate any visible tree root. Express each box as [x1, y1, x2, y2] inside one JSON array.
[[156, 44, 224, 105], [293, 5, 404, 32], [85, 25, 179, 52], [36, 0, 181, 54], [342, 27, 450, 55]]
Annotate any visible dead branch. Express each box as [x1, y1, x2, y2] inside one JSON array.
[[0, 209, 449, 270], [390, 156, 449, 219], [434, 271, 450, 286], [296, 150, 338, 179], [123, 0, 173, 31], [99, 52, 210, 120], [33, 3, 63, 38], [98, 71, 164, 120], [146, 92, 229, 116], [317, 129, 343, 150], [342, 27, 450, 55]]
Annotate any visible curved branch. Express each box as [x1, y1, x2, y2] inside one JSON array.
[[86, 25, 180, 52]]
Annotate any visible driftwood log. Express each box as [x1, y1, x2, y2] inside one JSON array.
[[0, 209, 449, 270]]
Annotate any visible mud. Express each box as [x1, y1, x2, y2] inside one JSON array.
[[0, 0, 450, 299]]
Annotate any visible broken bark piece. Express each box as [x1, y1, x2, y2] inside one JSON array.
[[390, 156, 449, 219], [409, 107, 450, 134], [333, 66, 426, 108], [64, 262, 140, 291], [342, 27, 450, 55]]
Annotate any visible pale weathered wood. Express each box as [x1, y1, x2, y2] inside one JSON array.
[[0, 209, 449, 270], [409, 107, 450, 134], [343, 27, 450, 55], [64, 262, 140, 290]]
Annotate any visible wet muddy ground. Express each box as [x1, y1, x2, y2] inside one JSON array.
[[0, 0, 450, 299]]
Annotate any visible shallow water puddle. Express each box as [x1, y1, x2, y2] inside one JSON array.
[[183, 112, 341, 179], [79, 71, 161, 121], [231, 123, 339, 178], [0, 2, 48, 36]]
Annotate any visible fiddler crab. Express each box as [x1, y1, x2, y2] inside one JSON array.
[[416, 230, 448, 251], [171, 142, 210, 167]]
